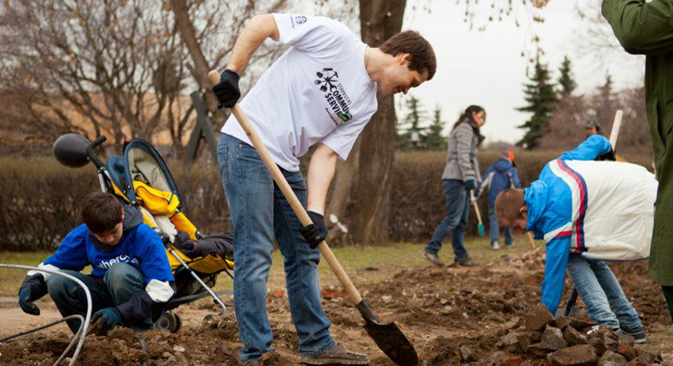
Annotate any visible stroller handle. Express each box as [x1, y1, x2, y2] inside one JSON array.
[[86, 136, 107, 169]]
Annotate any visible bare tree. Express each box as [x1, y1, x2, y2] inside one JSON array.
[[0, 0, 193, 152]]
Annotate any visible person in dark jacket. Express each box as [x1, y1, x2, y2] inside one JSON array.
[[17, 192, 175, 335], [602, 0, 673, 322], [423, 105, 485, 267], [474, 150, 521, 249]]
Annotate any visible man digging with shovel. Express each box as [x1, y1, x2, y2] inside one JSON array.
[[211, 13, 436, 365], [494, 135, 651, 342]]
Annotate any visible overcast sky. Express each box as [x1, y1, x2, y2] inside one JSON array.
[[397, 0, 646, 145]]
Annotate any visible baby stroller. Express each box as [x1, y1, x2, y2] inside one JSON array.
[[53, 134, 234, 333]]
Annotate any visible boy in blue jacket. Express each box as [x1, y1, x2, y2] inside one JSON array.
[[474, 150, 521, 249], [17, 192, 175, 335], [495, 135, 652, 342]]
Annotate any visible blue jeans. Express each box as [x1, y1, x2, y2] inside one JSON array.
[[567, 256, 643, 332], [488, 206, 513, 246], [217, 134, 334, 362], [46, 263, 154, 334], [425, 179, 469, 262]]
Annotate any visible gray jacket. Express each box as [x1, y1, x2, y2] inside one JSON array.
[[441, 119, 481, 182]]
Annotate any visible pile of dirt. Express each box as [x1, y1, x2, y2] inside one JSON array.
[[0, 325, 241, 366], [490, 304, 665, 366], [1, 251, 670, 365]]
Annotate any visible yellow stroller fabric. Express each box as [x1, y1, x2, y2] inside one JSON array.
[[133, 181, 233, 273]]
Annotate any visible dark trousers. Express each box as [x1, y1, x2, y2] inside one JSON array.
[[46, 263, 153, 333], [425, 179, 469, 262]]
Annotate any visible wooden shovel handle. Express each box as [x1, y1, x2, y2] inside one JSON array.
[[208, 70, 363, 304], [472, 199, 483, 224]]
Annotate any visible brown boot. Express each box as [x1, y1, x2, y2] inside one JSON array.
[[301, 343, 369, 365]]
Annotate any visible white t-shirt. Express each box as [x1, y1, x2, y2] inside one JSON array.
[[221, 14, 378, 172]]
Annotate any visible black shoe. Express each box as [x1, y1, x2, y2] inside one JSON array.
[[422, 251, 445, 266], [454, 258, 480, 267], [301, 343, 369, 365]]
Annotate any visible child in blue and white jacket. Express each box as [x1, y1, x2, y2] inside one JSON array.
[[495, 135, 655, 342], [17, 192, 175, 335]]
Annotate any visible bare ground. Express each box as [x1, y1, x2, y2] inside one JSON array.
[[0, 251, 671, 365]]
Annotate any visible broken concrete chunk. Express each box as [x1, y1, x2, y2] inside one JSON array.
[[589, 337, 608, 357], [598, 350, 628, 366], [524, 304, 554, 331], [616, 343, 637, 362], [553, 316, 574, 330], [460, 345, 478, 362], [541, 326, 567, 351], [564, 326, 589, 346], [548, 345, 598, 366]]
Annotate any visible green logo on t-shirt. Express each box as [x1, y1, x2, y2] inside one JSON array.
[[337, 112, 351, 122], [315, 68, 353, 125]]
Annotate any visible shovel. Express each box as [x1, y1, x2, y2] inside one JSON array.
[[471, 198, 486, 237], [209, 71, 418, 366]]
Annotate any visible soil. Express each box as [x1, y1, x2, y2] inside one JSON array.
[[0, 252, 670, 365]]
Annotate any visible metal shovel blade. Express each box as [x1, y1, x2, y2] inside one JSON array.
[[356, 300, 418, 366]]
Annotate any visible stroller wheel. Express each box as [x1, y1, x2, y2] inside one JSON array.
[[155, 311, 182, 333]]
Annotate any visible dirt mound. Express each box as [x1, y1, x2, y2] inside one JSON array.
[[1, 252, 670, 365]]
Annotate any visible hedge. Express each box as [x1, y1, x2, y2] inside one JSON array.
[[0, 150, 653, 251]]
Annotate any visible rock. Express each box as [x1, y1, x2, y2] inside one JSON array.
[[615, 333, 635, 347], [541, 326, 567, 351], [500, 356, 526, 366], [589, 338, 608, 357], [173, 345, 186, 353], [528, 344, 551, 357], [174, 352, 188, 365], [500, 332, 526, 354], [460, 345, 478, 362], [564, 326, 589, 346], [525, 304, 554, 331], [616, 344, 637, 362], [526, 331, 543, 343], [554, 316, 574, 330], [570, 318, 597, 331], [633, 350, 662, 364], [441, 305, 453, 315], [548, 345, 598, 366], [595, 332, 620, 353], [598, 351, 627, 366]]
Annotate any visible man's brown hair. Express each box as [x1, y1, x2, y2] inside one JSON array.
[[380, 30, 436, 80], [81, 192, 123, 234], [494, 189, 526, 223]]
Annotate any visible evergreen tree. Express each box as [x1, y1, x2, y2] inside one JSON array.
[[557, 55, 577, 96], [424, 105, 447, 150], [516, 58, 558, 149], [396, 95, 427, 150]]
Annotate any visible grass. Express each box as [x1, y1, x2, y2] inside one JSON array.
[[0, 234, 537, 297]]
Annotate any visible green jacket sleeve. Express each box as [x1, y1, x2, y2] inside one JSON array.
[[602, 0, 673, 56]]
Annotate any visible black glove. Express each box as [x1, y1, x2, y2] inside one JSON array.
[[464, 179, 475, 192], [597, 148, 616, 161], [211, 69, 241, 109], [18, 274, 48, 316], [299, 211, 327, 249], [91, 307, 122, 336]]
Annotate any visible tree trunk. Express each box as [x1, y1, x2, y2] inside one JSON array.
[[171, 0, 218, 111], [327, 0, 406, 245]]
